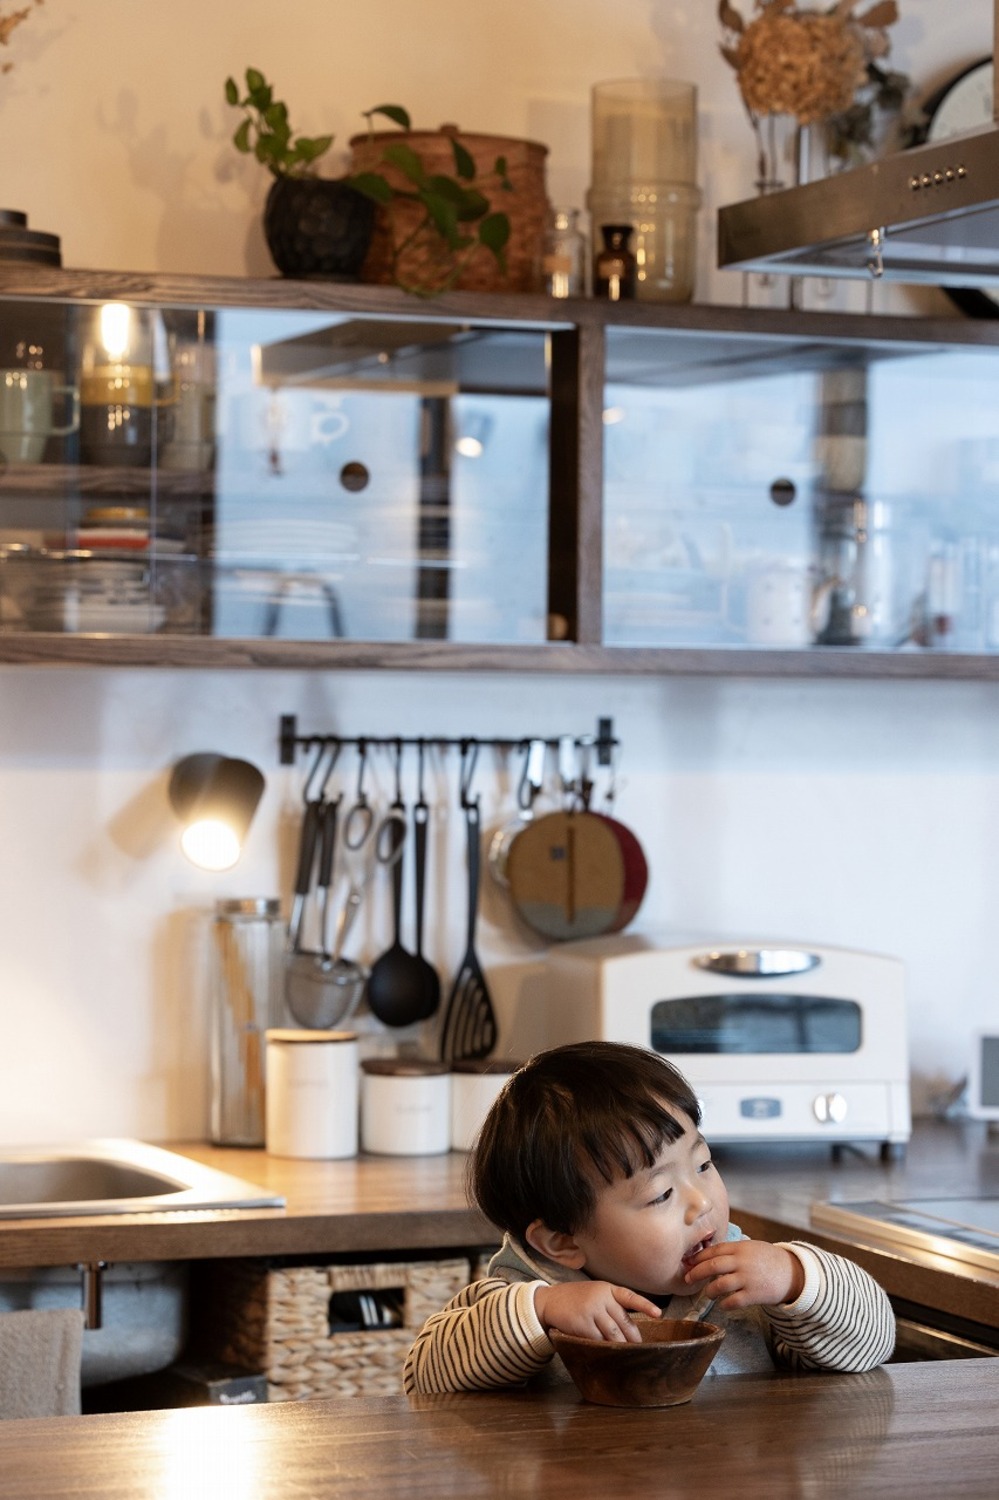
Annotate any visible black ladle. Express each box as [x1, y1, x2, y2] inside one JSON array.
[[411, 790, 441, 1019], [366, 796, 437, 1027]]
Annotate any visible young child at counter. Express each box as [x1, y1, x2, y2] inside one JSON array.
[[404, 1041, 895, 1393]]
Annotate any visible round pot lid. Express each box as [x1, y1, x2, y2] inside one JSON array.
[[506, 809, 626, 941]]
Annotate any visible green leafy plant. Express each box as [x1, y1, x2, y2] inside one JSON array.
[[349, 105, 513, 296], [224, 68, 334, 178]]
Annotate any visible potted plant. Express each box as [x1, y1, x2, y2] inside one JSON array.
[[346, 105, 516, 298], [224, 68, 375, 279]]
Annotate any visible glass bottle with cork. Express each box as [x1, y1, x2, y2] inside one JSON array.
[[594, 224, 637, 301]]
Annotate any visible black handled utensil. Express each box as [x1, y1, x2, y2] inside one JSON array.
[[440, 795, 496, 1064]]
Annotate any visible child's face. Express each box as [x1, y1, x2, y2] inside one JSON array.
[[569, 1107, 730, 1298]]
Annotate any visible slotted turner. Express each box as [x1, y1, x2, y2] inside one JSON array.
[[440, 797, 497, 1064]]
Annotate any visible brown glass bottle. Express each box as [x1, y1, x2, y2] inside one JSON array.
[[594, 223, 636, 301]]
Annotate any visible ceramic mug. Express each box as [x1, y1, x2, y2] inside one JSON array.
[[743, 559, 828, 647], [160, 381, 216, 471], [0, 368, 80, 463]]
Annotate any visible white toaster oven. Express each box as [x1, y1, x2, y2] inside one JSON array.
[[492, 934, 910, 1153]]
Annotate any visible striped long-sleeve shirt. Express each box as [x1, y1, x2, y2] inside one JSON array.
[[403, 1227, 895, 1395]]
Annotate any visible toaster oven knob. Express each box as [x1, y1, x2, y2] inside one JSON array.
[[813, 1092, 848, 1125]]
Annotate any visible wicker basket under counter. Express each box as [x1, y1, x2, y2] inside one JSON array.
[[194, 1253, 479, 1402]]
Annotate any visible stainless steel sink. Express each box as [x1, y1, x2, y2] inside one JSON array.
[[0, 1139, 285, 1218]]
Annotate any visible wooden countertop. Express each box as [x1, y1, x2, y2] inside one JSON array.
[[3, 1121, 998, 1329], [1, 1359, 996, 1499]]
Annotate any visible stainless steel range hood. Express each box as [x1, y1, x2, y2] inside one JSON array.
[[718, 9, 999, 286]]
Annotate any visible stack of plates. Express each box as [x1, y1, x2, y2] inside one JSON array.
[[0, 208, 61, 266], [73, 506, 186, 555]]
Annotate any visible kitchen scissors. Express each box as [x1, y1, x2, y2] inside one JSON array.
[[328, 753, 407, 964]]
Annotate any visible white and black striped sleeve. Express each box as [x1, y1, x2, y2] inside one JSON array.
[[764, 1242, 896, 1373], [403, 1276, 554, 1394]]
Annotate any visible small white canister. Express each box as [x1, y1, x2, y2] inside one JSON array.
[[450, 1059, 519, 1152], [360, 1058, 451, 1156], [265, 1029, 359, 1160]]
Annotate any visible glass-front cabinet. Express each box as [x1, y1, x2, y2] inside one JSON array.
[[602, 322, 999, 657], [0, 283, 557, 651], [2, 267, 999, 676]]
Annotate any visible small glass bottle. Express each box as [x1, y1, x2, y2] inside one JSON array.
[[542, 207, 587, 298], [594, 224, 636, 301], [209, 897, 285, 1145]]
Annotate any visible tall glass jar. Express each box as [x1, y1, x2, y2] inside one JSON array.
[[209, 897, 285, 1145]]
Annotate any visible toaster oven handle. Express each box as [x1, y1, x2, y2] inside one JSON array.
[[692, 948, 821, 977]]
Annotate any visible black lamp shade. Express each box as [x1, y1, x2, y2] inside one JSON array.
[[168, 753, 265, 869]]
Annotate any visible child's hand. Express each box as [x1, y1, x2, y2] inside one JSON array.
[[534, 1281, 661, 1343], [683, 1239, 805, 1310]]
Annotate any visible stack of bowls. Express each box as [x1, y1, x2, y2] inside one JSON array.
[[586, 79, 701, 303]]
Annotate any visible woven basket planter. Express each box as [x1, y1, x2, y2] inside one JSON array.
[[196, 1255, 473, 1402], [349, 127, 548, 295]]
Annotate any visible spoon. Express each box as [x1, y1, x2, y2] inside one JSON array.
[[365, 797, 435, 1028]]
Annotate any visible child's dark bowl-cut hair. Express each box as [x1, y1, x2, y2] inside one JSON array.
[[469, 1041, 701, 1239]]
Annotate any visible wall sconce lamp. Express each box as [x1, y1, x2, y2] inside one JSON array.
[[168, 753, 265, 871]]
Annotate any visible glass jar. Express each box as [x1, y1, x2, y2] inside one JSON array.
[[594, 224, 636, 301], [209, 897, 285, 1145], [542, 208, 587, 298]]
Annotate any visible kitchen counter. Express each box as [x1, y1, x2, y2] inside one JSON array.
[[1, 1359, 996, 1499], [2, 1120, 998, 1331]]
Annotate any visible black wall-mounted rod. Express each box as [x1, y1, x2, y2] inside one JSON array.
[[278, 714, 617, 767]]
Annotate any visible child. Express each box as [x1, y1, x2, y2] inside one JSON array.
[[404, 1040, 895, 1393]]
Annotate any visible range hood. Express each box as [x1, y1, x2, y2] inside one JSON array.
[[718, 9, 999, 286]]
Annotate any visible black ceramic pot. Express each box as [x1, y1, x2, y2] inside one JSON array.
[[263, 176, 375, 279]]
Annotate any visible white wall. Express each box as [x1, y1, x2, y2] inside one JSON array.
[[0, 1, 995, 1142]]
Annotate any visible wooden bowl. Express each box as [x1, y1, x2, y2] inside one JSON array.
[[550, 1317, 725, 1408]]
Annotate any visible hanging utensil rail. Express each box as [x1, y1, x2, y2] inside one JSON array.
[[278, 715, 618, 767]]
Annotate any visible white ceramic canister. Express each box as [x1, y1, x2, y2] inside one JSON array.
[[450, 1059, 519, 1152], [265, 1029, 359, 1160], [360, 1059, 451, 1156]]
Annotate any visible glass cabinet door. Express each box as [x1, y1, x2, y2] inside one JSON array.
[[0, 297, 553, 645], [602, 325, 999, 654]]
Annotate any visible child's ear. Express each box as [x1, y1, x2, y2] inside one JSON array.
[[525, 1218, 587, 1270]]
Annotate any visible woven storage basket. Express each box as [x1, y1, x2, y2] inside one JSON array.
[[197, 1255, 471, 1402], [349, 126, 548, 295]]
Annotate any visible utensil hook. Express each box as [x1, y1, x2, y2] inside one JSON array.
[[392, 736, 404, 809], [302, 740, 332, 805], [316, 737, 342, 803], [344, 739, 374, 848], [415, 738, 428, 810], [459, 738, 480, 809], [517, 737, 546, 813]]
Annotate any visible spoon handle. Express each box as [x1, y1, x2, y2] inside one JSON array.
[[388, 799, 406, 945], [414, 796, 429, 957]]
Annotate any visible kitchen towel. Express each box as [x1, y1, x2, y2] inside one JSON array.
[[0, 1308, 84, 1418]]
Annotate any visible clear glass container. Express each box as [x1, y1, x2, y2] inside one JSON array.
[[209, 896, 285, 1145], [542, 208, 587, 298], [586, 183, 700, 303], [591, 79, 698, 187]]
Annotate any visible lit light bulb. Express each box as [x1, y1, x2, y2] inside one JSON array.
[[99, 303, 132, 361], [180, 818, 241, 873]]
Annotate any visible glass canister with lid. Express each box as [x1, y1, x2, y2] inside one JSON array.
[[208, 897, 285, 1145]]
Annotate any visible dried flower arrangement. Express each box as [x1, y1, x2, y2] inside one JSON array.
[[0, 0, 44, 72], [719, 0, 907, 177]]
